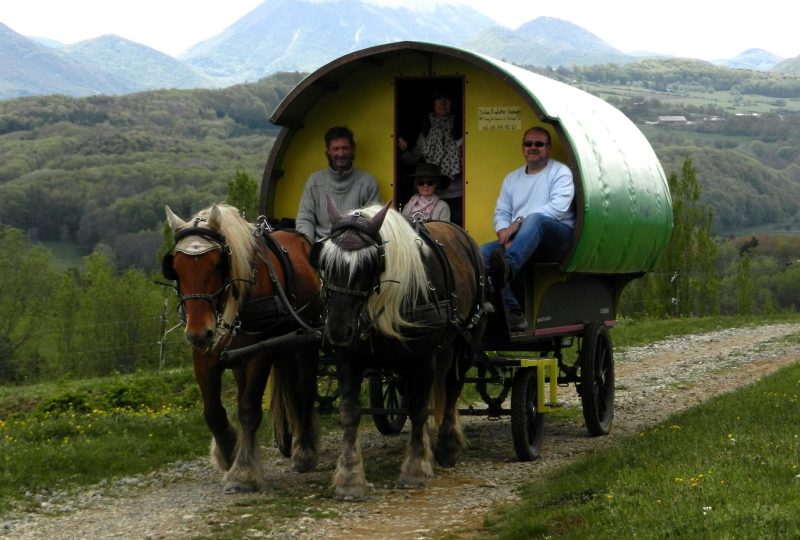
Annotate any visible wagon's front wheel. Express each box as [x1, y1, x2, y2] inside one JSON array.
[[579, 321, 615, 436], [511, 367, 544, 461], [368, 372, 407, 435]]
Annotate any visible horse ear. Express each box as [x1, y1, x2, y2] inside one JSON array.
[[369, 201, 392, 233], [165, 205, 187, 232], [208, 204, 222, 230], [325, 193, 341, 225]]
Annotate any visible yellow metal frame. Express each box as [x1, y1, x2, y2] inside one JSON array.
[[519, 358, 560, 413]]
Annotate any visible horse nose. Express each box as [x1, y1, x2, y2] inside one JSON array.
[[325, 324, 355, 348], [186, 328, 215, 349]]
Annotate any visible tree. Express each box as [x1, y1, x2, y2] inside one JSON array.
[[735, 254, 756, 315], [226, 169, 259, 220], [660, 159, 718, 316], [53, 253, 166, 378], [0, 226, 59, 382], [621, 158, 718, 317]]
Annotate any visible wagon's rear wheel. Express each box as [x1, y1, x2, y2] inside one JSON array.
[[511, 367, 544, 461], [368, 372, 407, 435], [579, 321, 615, 436]]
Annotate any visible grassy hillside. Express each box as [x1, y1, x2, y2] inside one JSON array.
[[0, 72, 304, 270]]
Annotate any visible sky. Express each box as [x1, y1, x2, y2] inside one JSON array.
[[0, 0, 797, 60]]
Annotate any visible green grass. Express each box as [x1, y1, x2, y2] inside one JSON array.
[[611, 313, 800, 348], [481, 361, 800, 539], [579, 83, 800, 115], [1, 315, 799, 533], [0, 369, 210, 513]]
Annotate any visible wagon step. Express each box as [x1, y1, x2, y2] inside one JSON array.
[[517, 358, 563, 413]]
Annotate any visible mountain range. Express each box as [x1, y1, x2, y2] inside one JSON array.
[[1, 0, 798, 101]]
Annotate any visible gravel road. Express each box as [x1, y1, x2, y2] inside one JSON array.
[[3, 323, 799, 539]]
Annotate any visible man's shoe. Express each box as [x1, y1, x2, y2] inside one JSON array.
[[508, 308, 528, 333], [489, 249, 510, 286]]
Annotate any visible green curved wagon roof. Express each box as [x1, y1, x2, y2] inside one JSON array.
[[263, 41, 672, 275]]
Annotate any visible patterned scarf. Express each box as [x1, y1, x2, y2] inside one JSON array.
[[422, 114, 461, 177], [402, 194, 440, 220]]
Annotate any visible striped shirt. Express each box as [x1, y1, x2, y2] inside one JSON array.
[[493, 159, 575, 232]]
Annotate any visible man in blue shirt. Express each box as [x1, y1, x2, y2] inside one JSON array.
[[482, 126, 575, 331]]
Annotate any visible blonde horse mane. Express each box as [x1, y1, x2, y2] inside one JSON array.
[[319, 205, 430, 340], [178, 203, 257, 331]]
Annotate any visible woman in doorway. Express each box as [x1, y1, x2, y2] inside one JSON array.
[[398, 89, 463, 221]]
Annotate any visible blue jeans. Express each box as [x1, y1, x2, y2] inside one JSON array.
[[481, 213, 573, 310]]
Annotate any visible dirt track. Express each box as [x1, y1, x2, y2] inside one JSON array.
[[3, 323, 800, 539]]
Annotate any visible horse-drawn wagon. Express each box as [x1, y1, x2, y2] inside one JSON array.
[[259, 41, 672, 460], [163, 40, 671, 497]]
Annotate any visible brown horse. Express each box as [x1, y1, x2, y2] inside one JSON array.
[[163, 203, 322, 493], [311, 197, 487, 500]]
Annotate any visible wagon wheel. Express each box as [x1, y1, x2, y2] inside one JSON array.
[[579, 321, 615, 436], [475, 361, 511, 415], [510, 367, 544, 461], [368, 372, 407, 435], [316, 361, 340, 415], [274, 415, 292, 458]]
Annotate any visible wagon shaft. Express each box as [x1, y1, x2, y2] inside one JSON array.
[[219, 328, 322, 366]]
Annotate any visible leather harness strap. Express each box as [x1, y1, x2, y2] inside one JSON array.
[[250, 230, 322, 336], [410, 220, 486, 336]]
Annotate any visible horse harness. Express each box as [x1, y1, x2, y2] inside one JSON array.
[[316, 214, 486, 345], [410, 219, 487, 344], [163, 217, 321, 343]]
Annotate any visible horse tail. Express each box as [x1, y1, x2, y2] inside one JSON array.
[[428, 345, 467, 452], [268, 365, 294, 450], [429, 346, 453, 426]]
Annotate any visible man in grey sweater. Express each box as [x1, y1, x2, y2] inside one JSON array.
[[295, 126, 381, 241]]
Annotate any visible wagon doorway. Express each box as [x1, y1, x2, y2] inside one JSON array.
[[394, 77, 465, 226]]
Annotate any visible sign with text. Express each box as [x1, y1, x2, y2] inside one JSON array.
[[477, 106, 523, 131]]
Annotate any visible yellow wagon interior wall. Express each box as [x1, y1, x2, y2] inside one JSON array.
[[270, 52, 570, 245], [461, 69, 569, 244]]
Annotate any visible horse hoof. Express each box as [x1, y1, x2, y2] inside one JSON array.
[[223, 482, 258, 494], [435, 450, 459, 468], [293, 460, 316, 473], [335, 486, 367, 501], [292, 451, 318, 473], [397, 476, 427, 489]]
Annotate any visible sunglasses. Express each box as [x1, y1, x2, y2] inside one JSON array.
[[523, 140, 548, 148], [415, 179, 437, 186]]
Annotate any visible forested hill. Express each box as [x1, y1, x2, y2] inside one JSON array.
[[0, 72, 304, 269], [1, 62, 799, 272]]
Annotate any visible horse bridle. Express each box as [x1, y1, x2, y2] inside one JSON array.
[[312, 220, 394, 343], [162, 222, 240, 330], [164, 218, 324, 346]]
